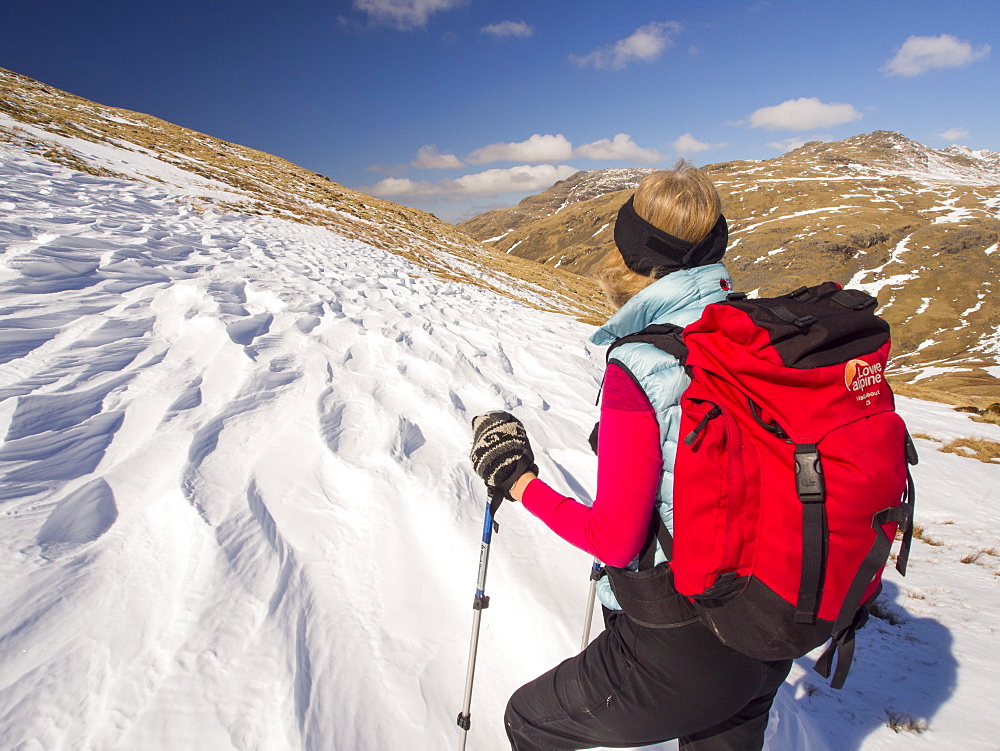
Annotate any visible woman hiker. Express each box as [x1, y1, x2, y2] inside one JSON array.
[[469, 163, 792, 750]]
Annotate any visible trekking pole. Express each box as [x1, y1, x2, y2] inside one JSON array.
[[457, 491, 503, 750], [580, 559, 603, 651]]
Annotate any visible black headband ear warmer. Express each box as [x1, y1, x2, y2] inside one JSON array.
[[613, 195, 728, 277]]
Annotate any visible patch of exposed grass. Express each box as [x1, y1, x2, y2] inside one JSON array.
[[885, 710, 929, 734], [961, 547, 998, 565], [910, 432, 939, 442], [940, 437, 1000, 463], [970, 411, 1000, 427], [950, 402, 1000, 426], [39, 147, 120, 178], [911, 524, 943, 546]]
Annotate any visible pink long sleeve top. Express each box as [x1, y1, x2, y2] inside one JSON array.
[[521, 362, 663, 567]]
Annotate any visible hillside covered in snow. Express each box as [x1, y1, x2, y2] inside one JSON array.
[[0, 65, 611, 326], [3, 129, 1000, 750]]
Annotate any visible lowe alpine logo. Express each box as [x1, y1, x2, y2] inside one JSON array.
[[845, 359, 884, 404]]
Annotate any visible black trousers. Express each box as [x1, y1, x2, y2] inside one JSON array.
[[505, 610, 792, 750]]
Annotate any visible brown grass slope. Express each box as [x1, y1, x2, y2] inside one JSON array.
[[460, 134, 1000, 402], [0, 66, 610, 323]]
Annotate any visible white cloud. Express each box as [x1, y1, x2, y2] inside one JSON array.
[[883, 34, 990, 77], [368, 164, 578, 198], [767, 137, 810, 153], [466, 134, 574, 165], [353, 0, 465, 30], [748, 97, 862, 131], [571, 22, 682, 70], [452, 164, 578, 195], [575, 134, 662, 163], [464, 133, 662, 165], [411, 145, 464, 169], [671, 133, 727, 158], [367, 176, 439, 196], [938, 127, 970, 143], [481, 20, 534, 38]]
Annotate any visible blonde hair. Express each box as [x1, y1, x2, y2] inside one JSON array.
[[599, 161, 722, 309], [633, 162, 722, 243]]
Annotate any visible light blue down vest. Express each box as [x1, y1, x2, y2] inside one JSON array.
[[589, 262, 733, 610]]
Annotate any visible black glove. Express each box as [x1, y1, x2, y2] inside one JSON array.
[[470, 411, 537, 498]]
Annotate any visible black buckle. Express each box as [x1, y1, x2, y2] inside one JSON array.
[[795, 445, 826, 502]]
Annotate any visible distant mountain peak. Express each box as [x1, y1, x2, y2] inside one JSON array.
[[775, 129, 1000, 187], [942, 144, 1000, 168], [520, 167, 655, 215]]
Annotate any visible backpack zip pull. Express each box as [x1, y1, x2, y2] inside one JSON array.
[[685, 405, 722, 445], [747, 398, 790, 441]]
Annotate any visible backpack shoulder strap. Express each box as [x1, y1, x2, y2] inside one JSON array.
[[593, 322, 689, 408], [602, 325, 685, 567], [605, 323, 688, 365], [593, 322, 689, 422]]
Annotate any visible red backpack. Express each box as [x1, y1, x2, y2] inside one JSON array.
[[604, 283, 916, 689]]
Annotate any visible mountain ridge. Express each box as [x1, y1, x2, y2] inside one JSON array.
[[459, 134, 1000, 401], [0, 66, 611, 323]]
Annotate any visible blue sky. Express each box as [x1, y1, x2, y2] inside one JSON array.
[[3, 0, 997, 223]]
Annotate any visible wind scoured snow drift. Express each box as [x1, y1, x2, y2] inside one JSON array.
[[0, 143, 604, 750], [1, 143, 999, 750]]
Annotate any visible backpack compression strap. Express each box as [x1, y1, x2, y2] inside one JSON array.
[[793, 444, 828, 624], [815, 432, 917, 689]]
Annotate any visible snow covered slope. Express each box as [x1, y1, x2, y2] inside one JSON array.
[[0, 66, 611, 326], [2, 142, 999, 750]]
